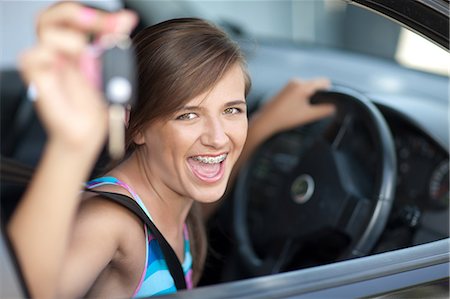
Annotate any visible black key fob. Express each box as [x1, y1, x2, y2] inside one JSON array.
[[101, 37, 136, 108]]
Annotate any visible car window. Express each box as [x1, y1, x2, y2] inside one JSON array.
[[1, 0, 448, 298], [185, 0, 448, 77]]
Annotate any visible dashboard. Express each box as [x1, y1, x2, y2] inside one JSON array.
[[387, 112, 448, 211], [377, 106, 449, 250]]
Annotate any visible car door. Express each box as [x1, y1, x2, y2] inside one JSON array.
[[0, 1, 448, 298]]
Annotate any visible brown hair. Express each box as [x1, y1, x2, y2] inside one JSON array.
[[127, 18, 251, 285], [127, 18, 250, 151]]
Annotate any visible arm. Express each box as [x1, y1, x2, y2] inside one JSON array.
[[237, 78, 334, 169], [7, 3, 137, 298], [57, 198, 132, 298]]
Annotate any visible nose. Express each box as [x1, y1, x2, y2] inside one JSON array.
[[200, 116, 229, 149]]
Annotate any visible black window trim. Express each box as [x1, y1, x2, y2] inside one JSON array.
[[347, 0, 449, 51]]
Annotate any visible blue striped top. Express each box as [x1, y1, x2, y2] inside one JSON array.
[[86, 176, 193, 297]]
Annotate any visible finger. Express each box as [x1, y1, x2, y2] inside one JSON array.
[[22, 38, 102, 94], [19, 46, 59, 85], [62, 62, 109, 134], [40, 26, 88, 57], [63, 60, 105, 112], [313, 77, 331, 89], [20, 45, 102, 108], [20, 49, 68, 129], [304, 77, 331, 95], [302, 105, 335, 124], [37, 2, 138, 37]]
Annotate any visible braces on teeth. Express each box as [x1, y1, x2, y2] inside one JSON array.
[[193, 154, 227, 164]]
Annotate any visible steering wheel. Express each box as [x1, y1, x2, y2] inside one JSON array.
[[233, 86, 397, 276]]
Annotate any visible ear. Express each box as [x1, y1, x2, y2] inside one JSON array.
[[133, 130, 145, 145]]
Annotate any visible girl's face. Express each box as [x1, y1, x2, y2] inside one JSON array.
[[135, 64, 248, 203]]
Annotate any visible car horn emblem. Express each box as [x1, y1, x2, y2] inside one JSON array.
[[291, 174, 315, 204]]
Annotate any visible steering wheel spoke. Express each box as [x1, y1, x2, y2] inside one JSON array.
[[323, 114, 355, 150], [336, 195, 372, 240], [269, 238, 294, 274]]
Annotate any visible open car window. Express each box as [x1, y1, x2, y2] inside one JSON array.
[[1, 0, 448, 298]]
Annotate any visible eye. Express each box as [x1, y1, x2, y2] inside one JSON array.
[[176, 112, 198, 120], [223, 107, 242, 115]]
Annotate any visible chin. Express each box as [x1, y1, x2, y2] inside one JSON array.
[[184, 167, 233, 202], [191, 186, 227, 203]]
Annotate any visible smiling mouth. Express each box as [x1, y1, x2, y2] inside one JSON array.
[[188, 153, 228, 182]]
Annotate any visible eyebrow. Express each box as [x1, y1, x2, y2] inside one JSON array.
[[182, 100, 247, 111], [225, 100, 247, 107]]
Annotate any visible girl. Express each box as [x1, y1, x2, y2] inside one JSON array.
[[8, 2, 332, 298]]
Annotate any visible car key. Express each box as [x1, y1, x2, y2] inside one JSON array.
[[101, 36, 136, 159]]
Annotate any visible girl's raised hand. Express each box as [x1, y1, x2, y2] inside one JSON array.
[[20, 2, 137, 151]]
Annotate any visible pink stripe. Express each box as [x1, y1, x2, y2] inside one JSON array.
[[132, 225, 149, 297], [148, 233, 156, 242], [185, 269, 194, 289], [79, 46, 101, 89], [183, 224, 189, 240]]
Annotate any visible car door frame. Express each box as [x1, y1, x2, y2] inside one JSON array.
[[1, 0, 448, 298]]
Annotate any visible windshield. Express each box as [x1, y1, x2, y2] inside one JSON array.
[[185, 0, 448, 77]]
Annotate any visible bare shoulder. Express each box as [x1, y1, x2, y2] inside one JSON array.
[[77, 193, 145, 243], [81, 175, 147, 245]]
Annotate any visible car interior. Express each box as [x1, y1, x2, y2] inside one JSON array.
[[1, 0, 448, 296]]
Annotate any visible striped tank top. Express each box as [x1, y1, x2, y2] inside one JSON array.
[[85, 176, 193, 297]]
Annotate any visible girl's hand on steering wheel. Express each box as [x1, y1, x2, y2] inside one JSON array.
[[256, 78, 334, 137]]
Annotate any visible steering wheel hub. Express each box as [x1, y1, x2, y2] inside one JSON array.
[[291, 174, 315, 204]]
